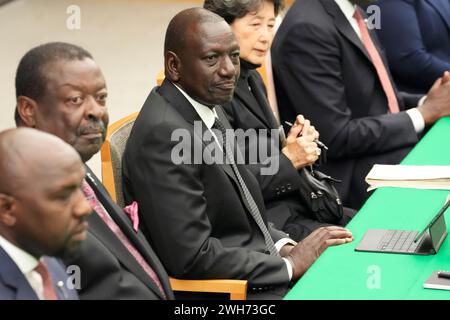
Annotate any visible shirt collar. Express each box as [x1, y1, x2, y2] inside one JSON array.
[[0, 235, 39, 274], [334, 0, 357, 21], [173, 84, 218, 129]]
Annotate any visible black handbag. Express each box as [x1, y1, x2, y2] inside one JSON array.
[[297, 167, 344, 224]]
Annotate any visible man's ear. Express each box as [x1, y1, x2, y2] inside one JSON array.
[[0, 194, 17, 227], [165, 51, 181, 82], [16, 96, 38, 128]]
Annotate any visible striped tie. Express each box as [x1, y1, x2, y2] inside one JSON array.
[[212, 116, 279, 256], [81, 180, 167, 299]]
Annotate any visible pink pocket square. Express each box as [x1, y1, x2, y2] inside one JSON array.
[[123, 201, 139, 232]]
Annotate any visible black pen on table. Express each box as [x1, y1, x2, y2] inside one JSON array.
[[284, 121, 328, 150]]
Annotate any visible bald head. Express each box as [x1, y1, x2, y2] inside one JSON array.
[[164, 7, 240, 106], [164, 7, 225, 57], [0, 128, 81, 194], [0, 128, 90, 259]]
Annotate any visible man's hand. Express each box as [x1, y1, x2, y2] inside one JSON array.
[[282, 115, 320, 169], [418, 71, 450, 126], [285, 226, 353, 281]]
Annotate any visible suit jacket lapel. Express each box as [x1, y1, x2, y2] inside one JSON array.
[[321, 0, 400, 107], [86, 212, 165, 299], [84, 168, 167, 299], [85, 167, 138, 240], [427, 0, 450, 33], [320, 0, 371, 62], [158, 81, 266, 237], [133, 231, 174, 299], [158, 79, 238, 185], [43, 256, 80, 300], [234, 80, 273, 129], [248, 73, 279, 129], [0, 246, 38, 300]]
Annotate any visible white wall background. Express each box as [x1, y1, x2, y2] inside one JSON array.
[[0, 0, 199, 176]]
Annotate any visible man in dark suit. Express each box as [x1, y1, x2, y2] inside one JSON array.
[[376, 0, 450, 94], [272, 0, 450, 209], [123, 8, 353, 299], [0, 128, 88, 300], [204, 0, 356, 241], [14, 42, 174, 300]]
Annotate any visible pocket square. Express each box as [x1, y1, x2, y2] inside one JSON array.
[[123, 201, 139, 232]]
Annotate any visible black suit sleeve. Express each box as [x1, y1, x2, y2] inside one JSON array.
[[225, 99, 301, 202], [398, 91, 424, 108], [247, 153, 301, 202], [276, 22, 419, 158], [268, 221, 291, 243], [128, 121, 289, 287]]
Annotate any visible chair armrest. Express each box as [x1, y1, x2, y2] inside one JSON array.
[[169, 277, 247, 300]]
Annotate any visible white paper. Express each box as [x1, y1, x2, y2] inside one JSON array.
[[366, 165, 450, 191]]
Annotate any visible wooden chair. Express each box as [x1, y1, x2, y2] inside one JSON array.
[[156, 69, 165, 86], [100, 112, 248, 300]]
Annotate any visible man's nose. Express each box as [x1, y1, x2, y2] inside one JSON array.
[[75, 189, 93, 218], [85, 96, 106, 120], [218, 56, 236, 78]]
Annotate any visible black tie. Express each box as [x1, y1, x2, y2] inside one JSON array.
[[212, 116, 279, 256]]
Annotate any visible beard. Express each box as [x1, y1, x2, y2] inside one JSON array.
[[53, 234, 84, 261]]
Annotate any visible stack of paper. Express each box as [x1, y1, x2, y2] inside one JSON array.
[[365, 165, 450, 191]]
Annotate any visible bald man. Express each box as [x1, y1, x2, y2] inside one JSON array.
[[0, 128, 90, 300], [123, 8, 353, 299]]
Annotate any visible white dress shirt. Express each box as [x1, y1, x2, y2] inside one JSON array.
[[334, 0, 425, 134], [174, 83, 222, 150], [0, 235, 45, 300], [173, 84, 296, 280]]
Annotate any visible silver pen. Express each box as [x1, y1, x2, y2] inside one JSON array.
[[284, 121, 328, 150]]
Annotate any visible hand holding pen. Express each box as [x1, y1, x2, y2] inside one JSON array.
[[281, 115, 322, 169], [285, 118, 328, 151]]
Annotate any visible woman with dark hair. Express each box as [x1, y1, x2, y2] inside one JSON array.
[[204, 0, 355, 241]]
